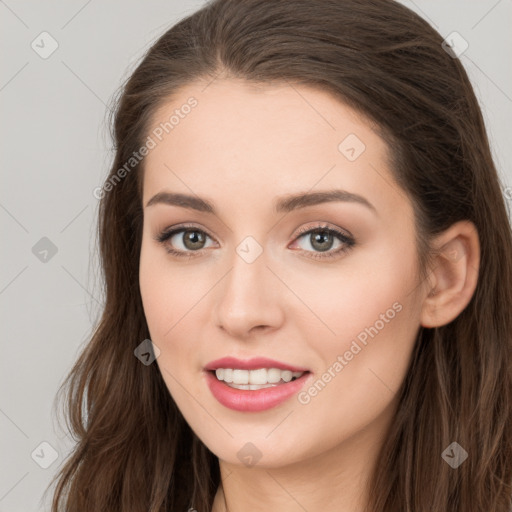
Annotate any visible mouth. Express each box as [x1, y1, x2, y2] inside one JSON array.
[[208, 367, 308, 390], [203, 366, 312, 412]]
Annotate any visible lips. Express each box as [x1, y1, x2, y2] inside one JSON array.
[[204, 369, 312, 412], [203, 356, 312, 412], [204, 356, 309, 373]]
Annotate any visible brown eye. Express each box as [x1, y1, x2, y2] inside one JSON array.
[[156, 226, 215, 257], [291, 224, 356, 260], [180, 229, 207, 250], [308, 229, 335, 252]]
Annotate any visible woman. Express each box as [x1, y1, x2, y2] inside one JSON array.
[[47, 0, 512, 510]]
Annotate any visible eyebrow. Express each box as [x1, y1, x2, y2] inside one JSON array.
[[145, 189, 377, 215]]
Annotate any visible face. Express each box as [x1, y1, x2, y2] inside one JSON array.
[[139, 78, 427, 468]]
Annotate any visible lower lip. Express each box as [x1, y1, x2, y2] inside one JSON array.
[[204, 370, 311, 412]]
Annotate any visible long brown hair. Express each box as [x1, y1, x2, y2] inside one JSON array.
[[46, 0, 512, 510]]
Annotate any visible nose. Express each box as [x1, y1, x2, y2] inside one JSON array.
[[213, 245, 285, 339]]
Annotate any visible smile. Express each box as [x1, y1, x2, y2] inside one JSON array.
[[214, 367, 305, 389], [204, 368, 312, 412]]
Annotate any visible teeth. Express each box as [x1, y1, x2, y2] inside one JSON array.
[[233, 369, 249, 384], [267, 368, 282, 383], [214, 368, 304, 386], [281, 370, 293, 382]]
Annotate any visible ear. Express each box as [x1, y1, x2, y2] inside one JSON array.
[[420, 220, 480, 328]]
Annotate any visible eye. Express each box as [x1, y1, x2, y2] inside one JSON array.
[[155, 222, 356, 261], [290, 223, 355, 260], [154, 224, 216, 258]]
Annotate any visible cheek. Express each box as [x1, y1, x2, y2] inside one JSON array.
[[139, 236, 212, 423], [139, 247, 168, 337], [291, 292, 419, 456], [282, 239, 419, 343], [139, 244, 217, 390], [139, 242, 205, 339], [287, 241, 421, 400], [139, 254, 200, 409], [297, 248, 420, 413]]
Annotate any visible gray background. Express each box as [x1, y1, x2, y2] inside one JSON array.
[[1, 1, 511, 510]]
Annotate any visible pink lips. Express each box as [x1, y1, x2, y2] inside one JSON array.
[[204, 356, 309, 373], [203, 356, 311, 412]]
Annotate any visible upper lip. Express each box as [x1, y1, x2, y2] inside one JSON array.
[[204, 356, 309, 373]]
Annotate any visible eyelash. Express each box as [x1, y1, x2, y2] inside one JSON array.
[[154, 223, 356, 261]]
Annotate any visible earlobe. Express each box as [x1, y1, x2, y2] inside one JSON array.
[[420, 220, 480, 328]]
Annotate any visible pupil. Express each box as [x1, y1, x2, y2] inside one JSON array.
[[311, 230, 333, 252], [184, 230, 205, 250]]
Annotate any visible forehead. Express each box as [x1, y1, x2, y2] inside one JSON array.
[[141, 79, 404, 220], [146, 78, 382, 162]]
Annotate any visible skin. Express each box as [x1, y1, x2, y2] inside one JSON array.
[[138, 78, 480, 512]]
